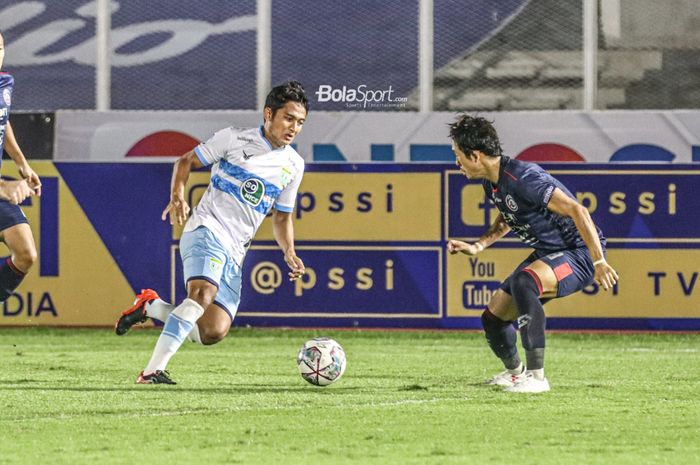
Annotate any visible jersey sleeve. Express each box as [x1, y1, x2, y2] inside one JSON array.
[[193, 128, 234, 166], [517, 170, 557, 208], [274, 159, 305, 213]]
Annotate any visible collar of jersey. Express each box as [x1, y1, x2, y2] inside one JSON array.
[[496, 156, 511, 187]]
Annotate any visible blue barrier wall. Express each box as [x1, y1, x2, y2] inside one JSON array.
[[1, 161, 698, 330]]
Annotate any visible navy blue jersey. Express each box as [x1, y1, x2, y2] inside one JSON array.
[[483, 156, 606, 251], [0, 73, 28, 232], [0, 73, 13, 170]]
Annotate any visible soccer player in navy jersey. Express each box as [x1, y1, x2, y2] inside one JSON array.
[[447, 115, 618, 393], [115, 81, 307, 384], [0, 32, 41, 303]]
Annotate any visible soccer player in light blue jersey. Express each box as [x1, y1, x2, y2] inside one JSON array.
[[116, 81, 308, 384], [447, 115, 619, 393], [0, 32, 42, 303]]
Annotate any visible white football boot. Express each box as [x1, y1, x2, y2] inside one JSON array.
[[486, 368, 527, 387], [504, 371, 550, 393]]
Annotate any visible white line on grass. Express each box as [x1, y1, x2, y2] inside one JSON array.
[[624, 348, 698, 353], [559, 347, 699, 353], [2, 396, 472, 424]]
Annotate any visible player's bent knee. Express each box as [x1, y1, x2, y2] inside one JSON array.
[[511, 270, 541, 301], [13, 248, 37, 272], [199, 324, 229, 345], [485, 289, 518, 321], [482, 308, 509, 331], [186, 282, 218, 308]]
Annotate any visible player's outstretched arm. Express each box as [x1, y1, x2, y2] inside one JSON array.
[[271, 209, 305, 281], [5, 122, 41, 196], [447, 212, 510, 255], [447, 240, 482, 255], [161, 150, 202, 225], [547, 188, 619, 290]]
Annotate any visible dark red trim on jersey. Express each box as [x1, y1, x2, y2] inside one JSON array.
[[503, 170, 518, 181]]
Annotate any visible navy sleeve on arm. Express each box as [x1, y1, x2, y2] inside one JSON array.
[[515, 171, 557, 208]]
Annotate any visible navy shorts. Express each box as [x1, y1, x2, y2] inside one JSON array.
[[0, 199, 28, 232], [500, 248, 599, 299]]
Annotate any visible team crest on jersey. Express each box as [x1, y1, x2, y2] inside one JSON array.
[[2, 89, 10, 106], [208, 256, 223, 274], [241, 178, 265, 206], [505, 194, 518, 212], [280, 167, 293, 187]]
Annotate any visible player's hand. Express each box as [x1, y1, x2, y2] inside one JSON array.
[[284, 250, 305, 281], [18, 164, 42, 196], [447, 239, 482, 255], [0, 179, 35, 205], [594, 261, 619, 291], [161, 196, 191, 225]]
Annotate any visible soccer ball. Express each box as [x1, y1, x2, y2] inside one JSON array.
[[297, 337, 347, 386]]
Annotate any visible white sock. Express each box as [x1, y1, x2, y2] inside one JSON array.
[[143, 299, 204, 374], [507, 363, 525, 375], [187, 324, 203, 344], [528, 368, 545, 380], [145, 299, 175, 323], [146, 298, 203, 344]]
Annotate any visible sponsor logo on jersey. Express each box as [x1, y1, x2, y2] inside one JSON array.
[[3, 89, 11, 106], [241, 178, 265, 206], [543, 185, 555, 203], [505, 194, 518, 212], [237, 136, 255, 143], [242, 150, 254, 160]]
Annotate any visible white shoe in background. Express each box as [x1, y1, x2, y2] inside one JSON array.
[[504, 371, 550, 393], [486, 368, 527, 387]]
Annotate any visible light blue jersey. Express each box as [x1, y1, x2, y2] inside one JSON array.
[[187, 125, 305, 265]]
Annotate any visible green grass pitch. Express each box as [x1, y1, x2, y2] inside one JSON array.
[[0, 327, 698, 465]]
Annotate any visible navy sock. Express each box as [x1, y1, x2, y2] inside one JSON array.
[[0, 257, 26, 302], [510, 270, 546, 370], [481, 308, 520, 369]]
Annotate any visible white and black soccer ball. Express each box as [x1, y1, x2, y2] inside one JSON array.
[[297, 337, 347, 386]]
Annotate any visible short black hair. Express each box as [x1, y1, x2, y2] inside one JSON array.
[[449, 114, 503, 158], [264, 80, 309, 116]]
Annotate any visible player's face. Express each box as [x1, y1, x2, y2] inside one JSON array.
[[264, 101, 307, 148], [452, 142, 481, 179]]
